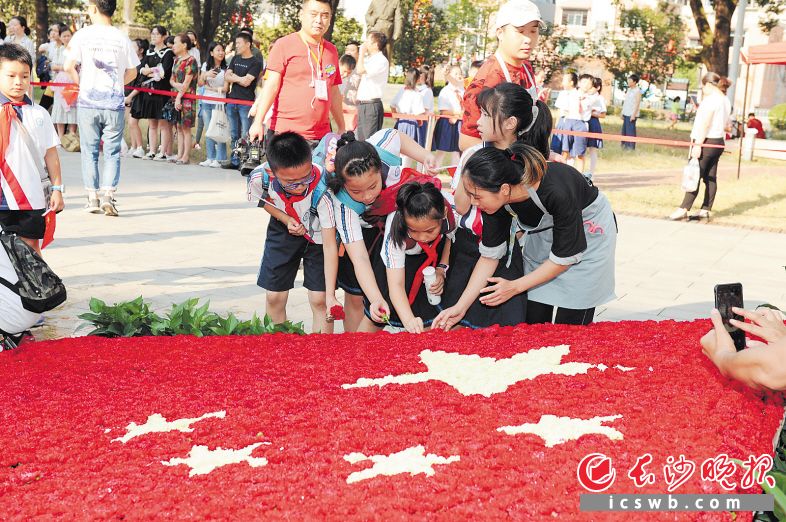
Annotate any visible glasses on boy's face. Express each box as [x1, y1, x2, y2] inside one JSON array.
[[280, 172, 316, 191]]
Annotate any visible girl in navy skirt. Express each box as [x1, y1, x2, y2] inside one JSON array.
[[364, 181, 455, 333], [585, 76, 606, 182], [432, 64, 465, 167], [392, 68, 426, 168]]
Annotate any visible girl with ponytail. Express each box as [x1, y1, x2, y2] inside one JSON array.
[[329, 128, 439, 332], [433, 140, 618, 330]]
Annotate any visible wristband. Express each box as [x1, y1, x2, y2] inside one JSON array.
[[437, 263, 449, 273], [51, 185, 65, 193]]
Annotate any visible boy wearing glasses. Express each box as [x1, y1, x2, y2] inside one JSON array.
[[255, 132, 337, 333]]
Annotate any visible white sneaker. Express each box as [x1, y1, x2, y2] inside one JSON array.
[[199, 159, 212, 167], [166, 155, 178, 162], [668, 208, 688, 221], [697, 209, 711, 219], [132, 147, 145, 158], [209, 160, 222, 168], [153, 153, 167, 161]]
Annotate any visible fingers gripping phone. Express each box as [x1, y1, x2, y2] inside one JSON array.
[[714, 283, 746, 351]]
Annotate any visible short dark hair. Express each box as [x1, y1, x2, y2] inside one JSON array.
[[748, 112, 755, 118], [175, 33, 193, 51], [267, 132, 313, 173], [578, 73, 594, 84], [235, 32, 252, 45], [57, 23, 72, 37], [346, 40, 361, 48], [470, 60, 484, 70], [339, 54, 356, 70], [302, 0, 333, 11], [152, 25, 168, 37], [390, 181, 446, 248], [0, 42, 33, 72], [91, 0, 117, 17], [0, 21, 6, 40], [165, 35, 175, 46], [239, 26, 253, 36], [629, 74, 640, 83], [367, 31, 388, 55]]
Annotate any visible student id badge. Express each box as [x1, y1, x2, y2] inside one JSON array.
[[314, 79, 328, 101]]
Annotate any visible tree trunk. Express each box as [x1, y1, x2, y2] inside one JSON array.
[[192, 0, 225, 63], [35, 0, 49, 48], [324, 0, 340, 42], [688, 0, 735, 76]]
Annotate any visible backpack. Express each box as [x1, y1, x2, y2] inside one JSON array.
[[0, 231, 67, 313], [36, 55, 51, 84], [247, 163, 330, 240]]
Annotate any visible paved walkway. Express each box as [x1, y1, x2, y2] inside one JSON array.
[[39, 150, 785, 339]]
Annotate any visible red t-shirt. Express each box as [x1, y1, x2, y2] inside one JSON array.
[[267, 32, 342, 140], [747, 118, 766, 139], [461, 57, 536, 139]]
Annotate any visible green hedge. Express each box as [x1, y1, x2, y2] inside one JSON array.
[[770, 104, 786, 130]]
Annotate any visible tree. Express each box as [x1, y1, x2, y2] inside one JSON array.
[[189, 0, 262, 59], [532, 23, 581, 83], [688, 0, 785, 75], [443, 0, 496, 62], [269, 0, 342, 41], [330, 11, 363, 54], [394, 0, 452, 67], [600, 1, 685, 92]]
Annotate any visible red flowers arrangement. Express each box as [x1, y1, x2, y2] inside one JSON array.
[[330, 305, 345, 321], [0, 321, 781, 520]]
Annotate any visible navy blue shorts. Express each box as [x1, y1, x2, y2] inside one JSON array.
[[257, 218, 325, 292]]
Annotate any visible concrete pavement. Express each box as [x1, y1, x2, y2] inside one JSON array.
[[39, 150, 786, 339]]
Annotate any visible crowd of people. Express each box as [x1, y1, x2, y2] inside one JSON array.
[[2, 0, 783, 395]]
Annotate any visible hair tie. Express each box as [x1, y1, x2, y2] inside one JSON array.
[[519, 105, 539, 135]]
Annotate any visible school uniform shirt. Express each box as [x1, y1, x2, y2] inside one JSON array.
[[391, 88, 425, 116], [380, 212, 457, 269], [437, 83, 464, 113], [333, 128, 403, 244], [563, 89, 591, 121], [267, 32, 341, 140], [461, 57, 536, 139], [0, 94, 59, 211], [356, 52, 389, 102], [693, 93, 731, 140], [621, 88, 641, 118], [479, 162, 599, 265], [0, 242, 41, 334], [66, 24, 140, 111], [589, 93, 607, 116], [417, 84, 434, 114], [265, 165, 336, 245]]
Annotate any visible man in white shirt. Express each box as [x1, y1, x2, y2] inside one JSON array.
[[354, 31, 389, 141], [621, 74, 641, 150], [65, 0, 139, 216]]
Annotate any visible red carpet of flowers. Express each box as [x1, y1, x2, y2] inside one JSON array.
[[1, 321, 783, 520]]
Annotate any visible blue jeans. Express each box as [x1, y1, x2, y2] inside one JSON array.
[[201, 104, 228, 162], [621, 115, 637, 150], [226, 102, 251, 166], [77, 108, 124, 191]]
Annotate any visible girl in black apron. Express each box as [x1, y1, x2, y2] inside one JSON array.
[[434, 143, 617, 331], [137, 26, 174, 160]]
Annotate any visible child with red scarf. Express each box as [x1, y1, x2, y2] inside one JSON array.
[[252, 131, 336, 333], [0, 43, 64, 255]]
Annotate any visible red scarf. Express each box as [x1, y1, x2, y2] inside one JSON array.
[[408, 235, 443, 305], [0, 102, 32, 209], [269, 166, 321, 243]]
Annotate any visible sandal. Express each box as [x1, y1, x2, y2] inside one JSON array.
[[176, 160, 188, 165]]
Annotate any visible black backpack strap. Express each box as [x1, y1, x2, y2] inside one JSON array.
[[0, 275, 19, 295]]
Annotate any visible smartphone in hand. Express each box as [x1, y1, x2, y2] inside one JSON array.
[[714, 283, 745, 351]]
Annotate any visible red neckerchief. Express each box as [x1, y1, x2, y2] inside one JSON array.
[[269, 165, 321, 243], [408, 235, 443, 305], [0, 101, 32, 209]]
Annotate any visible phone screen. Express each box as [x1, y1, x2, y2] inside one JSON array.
[[714, 283, 745, 351]]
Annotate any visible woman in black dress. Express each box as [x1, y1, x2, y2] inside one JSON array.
[[138, 26, 175, 160]]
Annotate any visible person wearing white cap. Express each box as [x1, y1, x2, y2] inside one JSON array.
[[459, 0, 541, 151]]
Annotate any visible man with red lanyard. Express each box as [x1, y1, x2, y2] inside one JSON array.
[[248, 0, 345, 147], [459, 0, 541, 151]]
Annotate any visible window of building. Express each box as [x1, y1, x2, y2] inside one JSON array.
[[562, 9, 588, 26]]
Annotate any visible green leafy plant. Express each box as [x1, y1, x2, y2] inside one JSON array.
[[78, 297, 305, 337]]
